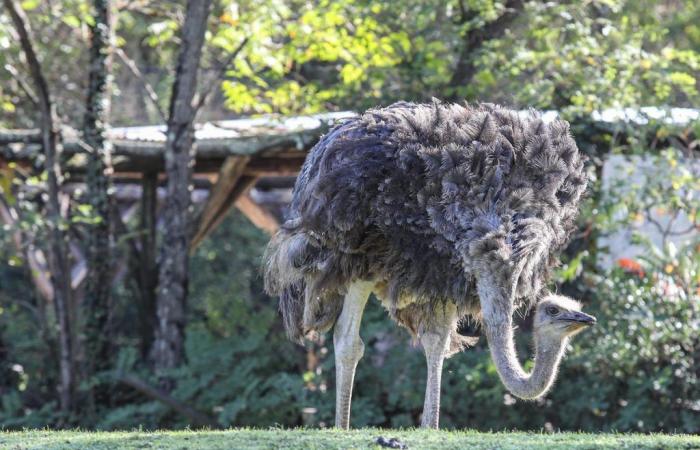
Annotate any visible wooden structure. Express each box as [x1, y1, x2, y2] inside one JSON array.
[[0, 112, 354, 250]]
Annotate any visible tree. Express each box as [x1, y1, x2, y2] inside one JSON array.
[[2, 0, 75, 416], [82, 0, 115, 410], [151, 0, 213, 374]]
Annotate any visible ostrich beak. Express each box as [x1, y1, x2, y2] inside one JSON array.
[[560, 311, 597, 331]]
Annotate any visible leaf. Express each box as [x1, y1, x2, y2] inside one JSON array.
[[62, 15, 81, 28], [20, 0, 39, 11], [77, 204, 93, 215]]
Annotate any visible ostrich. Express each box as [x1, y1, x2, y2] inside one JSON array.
[[264, 101, 594, 429]]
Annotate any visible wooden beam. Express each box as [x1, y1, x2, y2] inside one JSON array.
[[189, 156, 250, 250], [57, 154, 304, 179], [0, 128, 41, 144], [243, 156, 305, 176], [235, 193, 279, 235], [190, 175, 258, 251], [255, 176, 297, 190]]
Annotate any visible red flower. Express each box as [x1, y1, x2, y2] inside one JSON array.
[[617, 258, 645, 278]]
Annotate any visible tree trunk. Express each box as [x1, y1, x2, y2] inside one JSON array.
[[3, 0, 75, 416], [447, 0, 523, 99], [151, 0, 213, 375], [83, 0, 114, 410]]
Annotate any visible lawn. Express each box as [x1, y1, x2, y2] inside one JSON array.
[[1, 429, 699, 450]]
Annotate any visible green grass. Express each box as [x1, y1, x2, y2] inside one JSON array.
[[1, 429, 699, 450]]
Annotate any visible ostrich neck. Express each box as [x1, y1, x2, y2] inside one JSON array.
[[477, 274, 567, 400]]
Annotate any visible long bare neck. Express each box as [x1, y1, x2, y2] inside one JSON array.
[[477, 274, 567, 400]]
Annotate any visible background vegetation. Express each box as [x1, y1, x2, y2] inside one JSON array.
[[0, 0, 698, 433]]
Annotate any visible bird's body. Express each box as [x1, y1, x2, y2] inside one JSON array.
[[264, 100, 591, 429], [266, 101, 586, 339]]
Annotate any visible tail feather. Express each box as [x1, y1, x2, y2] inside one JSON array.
[[264, 228, 308, 343], [264, 225, 335, 343], [263, 229, 317, 295], [279, 281, 305, 343]]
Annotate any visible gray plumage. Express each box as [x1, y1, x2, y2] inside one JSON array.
[[264, 100, 587, 346]]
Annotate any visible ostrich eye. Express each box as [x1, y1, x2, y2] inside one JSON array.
[[545, 306, 560, 316]]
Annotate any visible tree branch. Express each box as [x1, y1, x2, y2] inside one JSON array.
[[116, 373, 219, 428], [115, 47, 167, 123], [3, 62, 38, 105], [448, 0, 524, 97], [3, 0, 52, 112], [195, 37, 249, 113]]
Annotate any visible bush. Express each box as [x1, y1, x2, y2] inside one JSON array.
[[572, 254, 699, 432]]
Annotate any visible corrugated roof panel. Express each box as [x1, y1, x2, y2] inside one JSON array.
[[108, 111, 356, 143]]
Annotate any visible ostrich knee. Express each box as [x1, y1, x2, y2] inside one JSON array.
[[334, 331, 365, 367], [333, 280, 373, 429]]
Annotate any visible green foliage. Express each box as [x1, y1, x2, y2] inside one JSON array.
[[0, 0, 92, 127], [0, 249, 59, 428], [214, 0, 413, 114], [180, 212, 308, 428], [478, 2, 700, 112], [209, 0, 700, 114], [575, 257, 699, 432], [98, 211, 308, 430], [544, 138, 700, 432]]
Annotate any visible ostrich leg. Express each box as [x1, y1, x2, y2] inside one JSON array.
[[333, 280, 374, 429], [419, 303, 457, 429]]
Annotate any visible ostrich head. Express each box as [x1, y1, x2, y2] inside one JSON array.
[[533, 295, 596, 344], [479, 280, 597, 400]]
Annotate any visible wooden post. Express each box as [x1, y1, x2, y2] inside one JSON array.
[[139, 171, 158, 356]]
